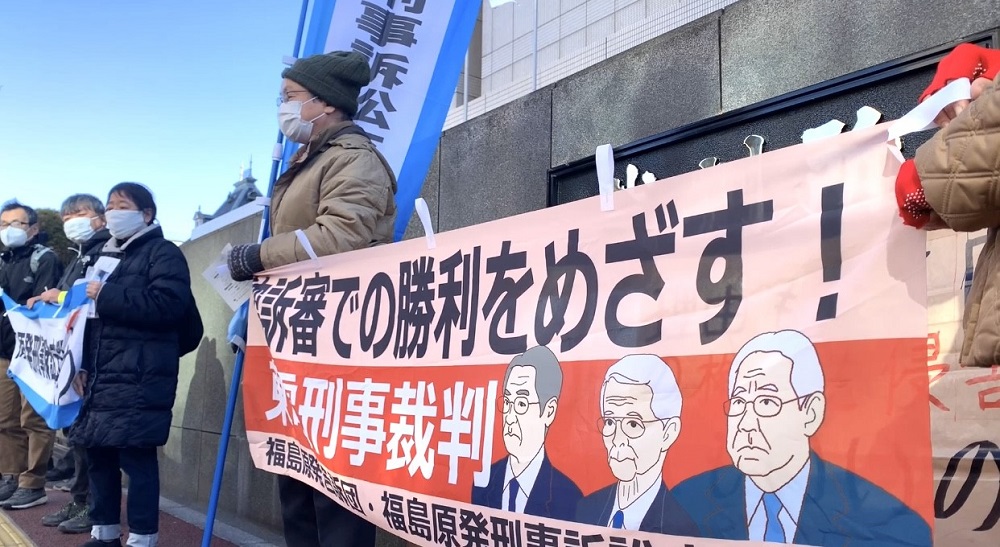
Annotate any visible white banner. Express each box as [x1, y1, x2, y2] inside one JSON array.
[[2, 284, 88, 429]]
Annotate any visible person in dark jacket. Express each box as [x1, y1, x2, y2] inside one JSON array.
[[0, 200, 63, 511], [30, 194, 111, 535], [69, 183, 196, 547]]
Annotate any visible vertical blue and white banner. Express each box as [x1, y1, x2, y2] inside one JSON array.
[[287, 0, 480, 241], [1, 284, 89, 430]]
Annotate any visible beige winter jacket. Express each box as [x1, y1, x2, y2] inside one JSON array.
[[260, 121, 398, 270], [916, 73, 1000, 366]]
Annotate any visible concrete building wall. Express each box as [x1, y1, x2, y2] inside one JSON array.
[[447, 0, 739, 127], [417, 0, 1000, 238]]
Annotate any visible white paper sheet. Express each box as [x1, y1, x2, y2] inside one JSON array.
[[203, 244, 252, 312]]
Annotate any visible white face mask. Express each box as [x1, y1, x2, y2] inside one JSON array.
[[0, 227, 28, 248], [105, 210, 147, 240], [278, 97, 325, 144], [63, 217, 96, 243]]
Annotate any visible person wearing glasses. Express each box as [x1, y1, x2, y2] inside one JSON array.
[[0, 200, 63, 511], [227, 50, 396, 547], [674, 330, 930, 545], [575, 354, 698, 535], [471, 345, 580, 520], [227, 50, 397, 284]]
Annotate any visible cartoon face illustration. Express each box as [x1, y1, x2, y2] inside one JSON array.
[[599, 355, 681, 483], [500, 346, 561, 465], [473, 346, 582, 520], [725, 331, 826, 485], [674, 330, 930, 544]]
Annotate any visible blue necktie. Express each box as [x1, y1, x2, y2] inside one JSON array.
[[762, 492, 786, 542], [611, 510, 625, 529], [507, 478, 519, 512]]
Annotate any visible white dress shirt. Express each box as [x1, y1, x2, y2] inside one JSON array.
[[501, 448, 545, 513], [745, 459, 811, 543]]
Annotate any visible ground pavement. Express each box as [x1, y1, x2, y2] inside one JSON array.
[[0, 486, 280, 547]]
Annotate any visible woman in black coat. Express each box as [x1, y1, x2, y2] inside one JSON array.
[[70, 183, 201, 547]]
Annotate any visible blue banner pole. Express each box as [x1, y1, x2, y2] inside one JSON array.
[[260, 0, 311, 241], [200, 2, 310, 545]]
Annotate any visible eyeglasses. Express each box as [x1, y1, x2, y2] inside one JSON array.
[[496, 396, 539, 416], [0, 220, 28, 229], [276, 90, 312, 106], [598, 416, 666, 439], [723, 395, 806, 418]]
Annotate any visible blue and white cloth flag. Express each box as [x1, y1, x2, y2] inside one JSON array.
[[283, 0, 480, 241], [2, 283, 90, 429]]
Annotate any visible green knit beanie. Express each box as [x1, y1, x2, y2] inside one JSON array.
[[281, 51, 372, 117]]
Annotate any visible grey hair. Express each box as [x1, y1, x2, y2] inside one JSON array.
[[504, 345, 563, 414], [728, 330, 825, 399], [60, 194, 106, 217], [600, 354, 682, 420]]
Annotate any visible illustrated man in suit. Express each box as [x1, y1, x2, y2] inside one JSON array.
[[575, 355, 699, 536], [471, 345, 581, 520], [674, 330, 932, 545]]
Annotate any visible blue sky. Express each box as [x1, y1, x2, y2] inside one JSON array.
[[0, 1, 304, 242]]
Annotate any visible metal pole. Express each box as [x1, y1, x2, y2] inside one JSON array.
[[532, 0, 538, 91], [261, 0, 311, 242], [201, 1, 310, 545]]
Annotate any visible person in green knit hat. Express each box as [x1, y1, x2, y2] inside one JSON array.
[[228, 50, 397, 547]]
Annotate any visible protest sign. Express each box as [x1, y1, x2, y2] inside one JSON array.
[[2, 284, 89, 430], [242, 124, 932, 546]]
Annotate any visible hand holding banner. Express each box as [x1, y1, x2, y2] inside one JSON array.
[[1, 283, 90, 430]]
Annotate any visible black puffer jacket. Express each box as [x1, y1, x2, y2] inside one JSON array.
[[70, 225, 194, 448], [0, 239, 63, 359]]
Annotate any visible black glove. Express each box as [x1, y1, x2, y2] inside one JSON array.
[[228, 243, 264, 282]]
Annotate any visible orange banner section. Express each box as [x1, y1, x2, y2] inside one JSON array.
[[244, 337, 931, 525]]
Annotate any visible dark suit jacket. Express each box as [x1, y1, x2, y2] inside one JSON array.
[[471, 453, 582, 521], [672, 453, 932, 546], [575, 480, 700, 536]]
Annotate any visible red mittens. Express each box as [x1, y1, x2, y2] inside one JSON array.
[[894, 159, 932, 228], [895, 44, 999, 228], [919, 43, 1000, 103]]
